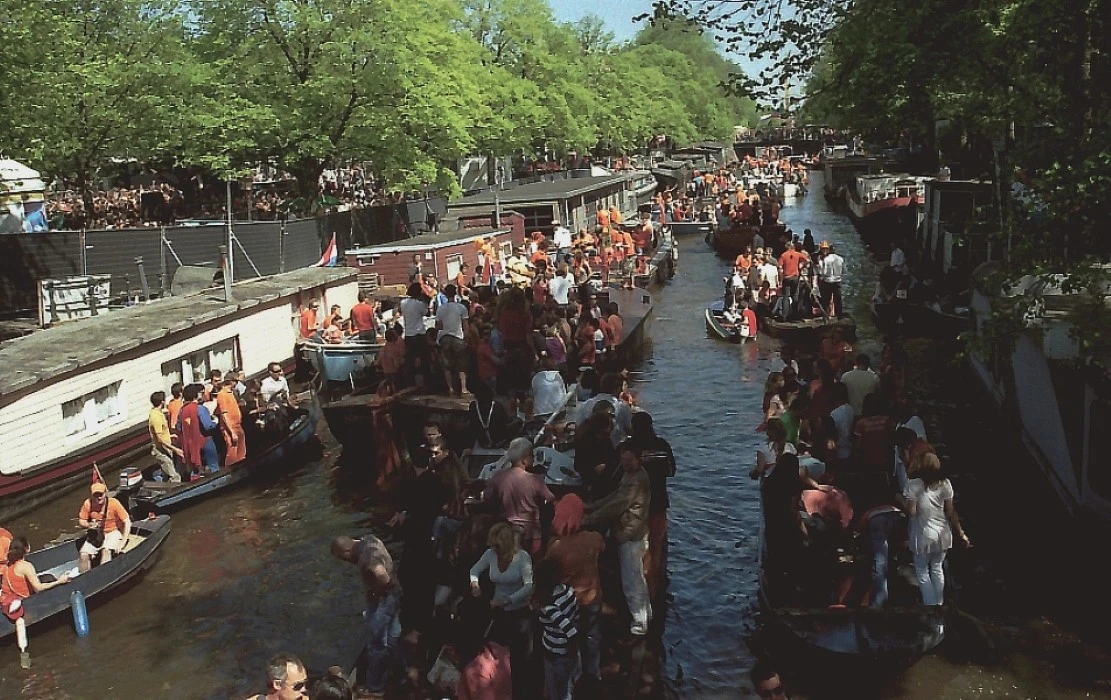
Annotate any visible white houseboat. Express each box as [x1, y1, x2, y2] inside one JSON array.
[[968, 267, 1111, 524], [0, 267, 358, 520]]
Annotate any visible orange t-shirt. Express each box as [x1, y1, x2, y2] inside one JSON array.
[[735, 254, 752, 272], [779, 249, 804, 279], [0, 528, 11, 577], [610, 209, 623, 226], [167, 398, 184, 432], [299, 308, 318, 338], [79, 497, 129, 533], [215, 388, 242, 428], [1, 563, 31, 599]]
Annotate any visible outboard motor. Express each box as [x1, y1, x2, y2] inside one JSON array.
[[116, 466, 146, 518]]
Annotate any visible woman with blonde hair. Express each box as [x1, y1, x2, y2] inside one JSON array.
[[469, 522, 535, 698], [903, 454, 970, 606]]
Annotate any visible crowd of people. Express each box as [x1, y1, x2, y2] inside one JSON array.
[[42, 164, 431, 230], [753, 332, 971, 612]]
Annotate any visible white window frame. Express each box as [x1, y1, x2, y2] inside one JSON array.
[[445, 253, 464, 280], [160, 337, 241, 390]]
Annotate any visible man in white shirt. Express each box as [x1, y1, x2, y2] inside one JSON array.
[[434, 284, 470, 395], [400, 282, 431, 386], [889, 241, 906, 273], [549, 263, 572, 308], [552, 219, 573, 262], [840, 353, 881, 415], [829, 382, 855, 460], [817, 241, 845, 317], [531, 353, 567, 415], [759, 256, 780, 292], [260, 362, 294, 404]]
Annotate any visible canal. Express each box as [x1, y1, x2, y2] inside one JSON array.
[[1, 174, 1108, 698]]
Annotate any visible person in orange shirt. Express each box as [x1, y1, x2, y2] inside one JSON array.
[[609, 206, 622, 226], [167, 382, 185, 438], [299, 299, 320, 339], [597, 207, 610, 229], [778, 241, 805, 302], [2, 536, 71, 618], [78, 482, 131, 572], [0, 527, 12, 578], [215, 380, 247, 466], [735, 250, 753, 274]]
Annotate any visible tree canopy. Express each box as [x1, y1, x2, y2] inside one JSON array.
[[0, 0, 757, 202]]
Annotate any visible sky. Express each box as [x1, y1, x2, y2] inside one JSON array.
[[548, 0, 657, 42]]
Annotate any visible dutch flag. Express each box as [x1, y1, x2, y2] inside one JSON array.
[[315, 233, 338, 267]]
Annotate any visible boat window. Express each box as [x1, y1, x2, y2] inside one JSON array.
[[500, 242, 513, 259], [61, 381, 125, 442], [160, 338, 240, 390], [445, 254, 463, 280], [1088, 398, 1111, 501]]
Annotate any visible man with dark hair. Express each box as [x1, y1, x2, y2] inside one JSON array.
[[400, 282, 431, 387], [243, 652, 308, 700], [351, 290, 378, 342], [750, 659, 789, 698], [841, 353, 880, 415], [148, 391, 182, 483], [332, 535, 401, 700], [176, 383, 220, 476]]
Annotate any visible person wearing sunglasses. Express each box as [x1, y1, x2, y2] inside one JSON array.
[[750, 659, 789, 698], [245, 652, 308, 699]]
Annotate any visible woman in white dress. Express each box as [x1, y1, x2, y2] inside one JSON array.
[[903, 454, 971, 605]]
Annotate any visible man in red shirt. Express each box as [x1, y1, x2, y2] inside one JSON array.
[[778, 241, 805, 304], [350, 291, 378, 342]]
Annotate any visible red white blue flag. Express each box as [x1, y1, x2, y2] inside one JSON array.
[[315, 233, 338, 267]]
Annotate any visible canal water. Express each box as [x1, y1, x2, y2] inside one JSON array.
[[1, 175, 1109, 698]]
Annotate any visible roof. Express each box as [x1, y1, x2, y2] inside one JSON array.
[[347, 226, 512, 255], [0, 266, 356, 395], [455, 174, 631, 206]]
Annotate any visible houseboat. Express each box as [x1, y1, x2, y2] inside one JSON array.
[[450, 173, 646, 235], [343, 222, 523, 291], [822, 155, 895, 204], [0, 266, 358, 521], [968, 266, 1111, 524], [845, 173, 927, 244]]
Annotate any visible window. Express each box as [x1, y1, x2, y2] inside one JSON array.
[[500, 242, 513, 258], [160, 338, 240, 389], [446, 254, 464, 280], [61, 381, 124, 441]]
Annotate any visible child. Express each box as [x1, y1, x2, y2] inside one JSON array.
[[534, 558, 580, 700]]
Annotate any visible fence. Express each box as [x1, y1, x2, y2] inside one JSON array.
[[0, 198, 448, 314]]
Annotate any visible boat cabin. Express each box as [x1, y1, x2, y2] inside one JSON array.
[[852, 174, 926, 205], [451, 173, 649, 236], [343, 224, 523, 292], [0, 267, 358, 520]]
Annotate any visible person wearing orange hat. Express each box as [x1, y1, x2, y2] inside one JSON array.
[[77, 481, 131, 573]]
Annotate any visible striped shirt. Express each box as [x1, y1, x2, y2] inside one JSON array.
[[539, 583, 579, 655]]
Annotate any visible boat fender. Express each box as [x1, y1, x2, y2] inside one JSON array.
[[71, 590, 90, 638]]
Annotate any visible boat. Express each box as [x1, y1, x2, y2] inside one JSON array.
[[321, 383, 419, 454], [761, 315, 857, 344], [301, 338, 385, 386], [756, 472, 946, 666], [705, 300, 742, 343], [709, 224, 787, 258], [967, 265, 1111, 524], [669, 219, 714, 237], [0, 514, 171, 642], [845, 174, 926, 244], [0, 267, 358, 523], [118, 391, 322, 517], [871, 298, 970, 338]]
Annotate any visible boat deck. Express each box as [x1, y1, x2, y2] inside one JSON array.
[[0, 267, 356, 395]]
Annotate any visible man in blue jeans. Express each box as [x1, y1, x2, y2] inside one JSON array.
[[332, 535, 402, 699]]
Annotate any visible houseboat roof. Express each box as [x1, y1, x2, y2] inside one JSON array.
[[0, 267, 356, 395], [456, 174, 631, 206], [347, 226, 512, 256]]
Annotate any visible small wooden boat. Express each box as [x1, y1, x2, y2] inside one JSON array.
[[0, 515, 171, 642], [323, 384, 420, 453], [705, 300, 741, 343], [119, 393, 321, 517], [301, 339, 385, 386], [669, 220, 713, 237], [761, 315, 856, 344], [871, 299, 970, 338], [758, 573, 947, 666]]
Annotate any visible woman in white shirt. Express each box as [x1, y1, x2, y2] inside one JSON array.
[[750, 418, 796, 480], [903, 454, 970, 606], [470, 522, 535, 697]]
